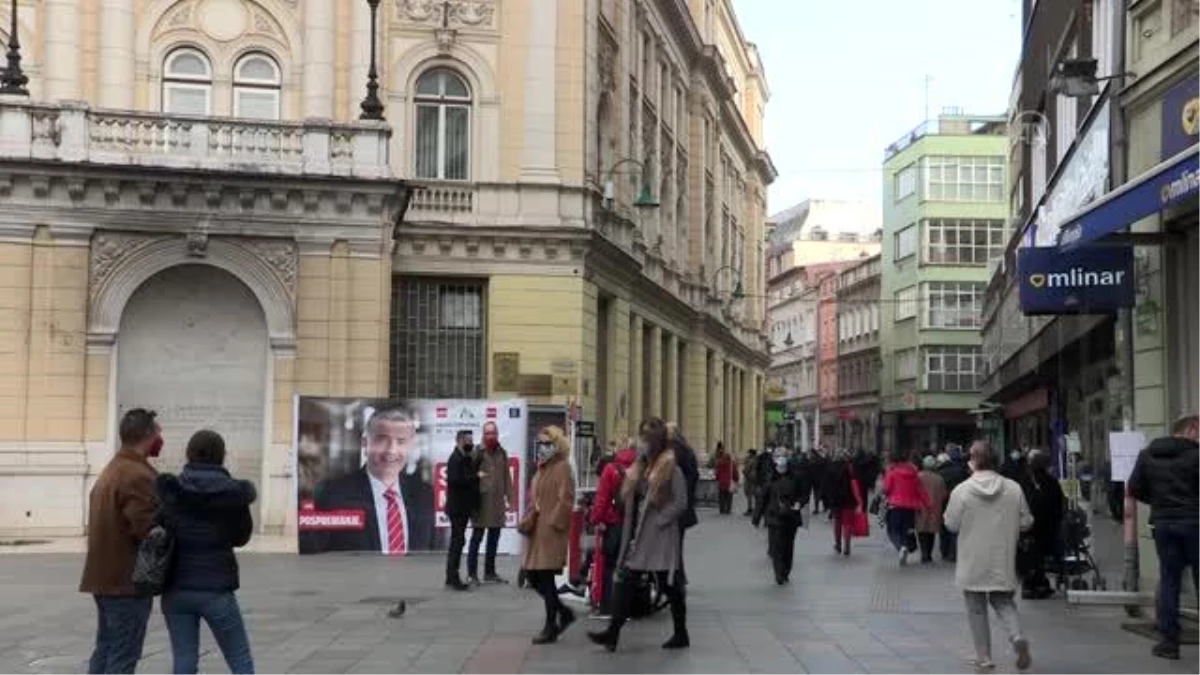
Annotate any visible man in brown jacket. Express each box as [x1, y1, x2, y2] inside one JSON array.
[[468, 421, 516, 584], [80, 408, 162, 674]]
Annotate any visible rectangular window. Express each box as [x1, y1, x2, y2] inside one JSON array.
[[923, 219, 1006, 265], [164, 84, 211, 116], [923, 345, 984, 392], [895, 224, 918, 261], [895, 286, 917, 321], [896, 348, 918, 381], [922, 155, 1005, 202], [894, 164, 916, 200], [391, 277, 486, 399], [922, 281, 984, 329], [233, 88, 279, 120]]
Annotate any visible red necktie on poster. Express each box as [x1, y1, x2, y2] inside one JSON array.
[[384, 488, 405, 556]]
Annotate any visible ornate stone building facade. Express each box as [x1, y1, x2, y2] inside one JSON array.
[[0, 0, 772, 537]]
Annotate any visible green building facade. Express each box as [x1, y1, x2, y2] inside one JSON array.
[[879, 115, 1008, 456]]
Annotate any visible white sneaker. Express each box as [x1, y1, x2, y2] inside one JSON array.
[[899, 548, 909, 566], [969, 658, 996, 673], [1014, 638, 1032, 670]]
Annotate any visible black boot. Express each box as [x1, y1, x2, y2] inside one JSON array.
[[587, 620, 623, 652], [662, 586, 689, 649], [558, 605, 576, 634], [532, 625, 558, 645]]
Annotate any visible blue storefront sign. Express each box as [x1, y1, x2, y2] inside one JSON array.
[[1058, 147, 1199, 248], [1018, 246, 1135, 315], [1162, 77, 1199, 160]]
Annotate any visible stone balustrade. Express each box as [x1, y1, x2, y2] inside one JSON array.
[[0, 96, 392, 179]]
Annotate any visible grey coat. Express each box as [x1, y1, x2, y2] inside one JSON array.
[[617, 465, 687, 575]]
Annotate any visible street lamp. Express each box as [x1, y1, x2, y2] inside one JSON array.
[[710, 264, 745, 301], [0, 0, 28, 96], [602, 157, 659, 211], [359, 0, 385, 120], [1048, 58, 1135, 98]]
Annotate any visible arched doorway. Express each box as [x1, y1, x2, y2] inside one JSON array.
[[115, 264, 269, 483]]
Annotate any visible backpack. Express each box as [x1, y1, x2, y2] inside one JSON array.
[[132, 515, 175, 596]]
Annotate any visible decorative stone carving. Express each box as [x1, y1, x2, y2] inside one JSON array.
[[168, 2, 193, 27], [186, 229, 209, 257], [238, 238, 298, 298], [397, 0, 496, 29], [598, 36, 617, 93], [91, 233, 155, 301]]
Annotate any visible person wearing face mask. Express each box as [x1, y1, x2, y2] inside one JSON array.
[[520, 426, 576, 645], [1000, 447, 1026, 482], [589, 418, 690, 652], [753, 453, 806, 584], [443, 430, 479, 591], [80, 408, 164, 674], [468, 421, 516, 584]]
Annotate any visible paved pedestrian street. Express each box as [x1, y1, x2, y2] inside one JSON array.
[[0, 506, 1193, 674]]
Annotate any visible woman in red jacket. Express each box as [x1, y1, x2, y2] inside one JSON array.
[[712, 443, 739, 515], [589, 439, 637, 617], [882, 449, 931, 566]]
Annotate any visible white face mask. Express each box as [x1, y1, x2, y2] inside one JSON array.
[[775, 458, 788, 473], [1010, 451, 1021, 461], [536, 441, 556, 462]]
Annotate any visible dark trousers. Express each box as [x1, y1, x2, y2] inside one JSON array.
[[608, 570, 687, 638], [918, 532, 936, 563], [718, 489, 734, 514], [885, 507, 918, 552], [88, 595, 152, 674], [468, 526, 502, 578], [445, 515, 469, 583], [162, 590, 254, 674], [1154, 522, 1200, 644], [939, 524, 958, 561], [767, 521, 799, 582], [744, 489, 756, 515], [526, 570, 568, 632]]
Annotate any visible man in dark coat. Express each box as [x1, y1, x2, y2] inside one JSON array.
[[753, 455, 805, 585], [299, 406, 436, 554], [444, 430, 478, 590], [1128, 414, 1200, 661], [936, 446, 970, 562]]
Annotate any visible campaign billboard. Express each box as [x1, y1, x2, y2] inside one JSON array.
[[295, 396, 528, 555]]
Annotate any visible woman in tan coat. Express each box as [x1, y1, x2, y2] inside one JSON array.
[[917, 455, 949, 564], [520, 425, 576, 645]]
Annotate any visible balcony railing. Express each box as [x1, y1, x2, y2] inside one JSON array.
[[0, 99, 391, 179]]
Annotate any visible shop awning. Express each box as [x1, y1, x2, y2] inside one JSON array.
[[1057, 146, 1198, 249]]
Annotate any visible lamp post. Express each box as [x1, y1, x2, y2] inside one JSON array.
[[359, 0, 385, 120], [0, 0, 28, 96], [602, 157, 659, 211], [710, 264, 745, 301]]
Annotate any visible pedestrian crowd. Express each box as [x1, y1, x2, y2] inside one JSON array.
[[78, 407, 1196, 673]]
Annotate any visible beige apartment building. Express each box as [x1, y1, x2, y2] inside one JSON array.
[[0, 0, 773, 536]]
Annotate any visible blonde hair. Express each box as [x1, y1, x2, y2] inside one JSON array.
[[539, 425, 570, 456]]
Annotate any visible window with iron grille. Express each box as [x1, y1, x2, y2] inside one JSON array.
[[390, 277, 486, 399]]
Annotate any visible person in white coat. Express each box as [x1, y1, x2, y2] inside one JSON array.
[[944, 440, 1034, 673]]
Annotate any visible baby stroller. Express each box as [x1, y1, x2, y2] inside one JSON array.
[[1055, 504, 1107, 592]]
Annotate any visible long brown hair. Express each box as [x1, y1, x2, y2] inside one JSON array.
[[621, 417, 675, 505]]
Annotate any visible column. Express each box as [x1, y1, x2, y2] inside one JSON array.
[[521, 0, 559, 182], [304, 0, 336, 118], [665, 333, 679, 425], [683, 341, 709, 450], [628, 315, 643, 431], [348, 0, 372, 119], [44, 0, 82, 100], [98, 0, 134, 108], [648, 324, 663, 417], [610, 299, 631, 437]]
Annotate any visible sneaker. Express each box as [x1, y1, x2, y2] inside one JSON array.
[[484, 574, 509, 585], [899, 548, 909, 566], [588, 612, 611, 621], [1152, 640, 1181, 660], [969, 658, 996, 673], [468, 576, 481, 587], [1013, 638, 1032, 670]]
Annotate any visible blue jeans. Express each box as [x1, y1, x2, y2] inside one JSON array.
[[1153, 522, 1200, 644], [886, 507, 917, 553], [162, 590, 254, 674], [88, 595, 152, 674]]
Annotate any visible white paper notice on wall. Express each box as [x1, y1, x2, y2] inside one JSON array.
[[1108, 431, 1146, 482]]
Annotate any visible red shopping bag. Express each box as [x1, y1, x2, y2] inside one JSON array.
[[849, 478, 870, 538]]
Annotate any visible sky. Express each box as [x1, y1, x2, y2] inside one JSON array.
[[732, 0, 1022, 219]]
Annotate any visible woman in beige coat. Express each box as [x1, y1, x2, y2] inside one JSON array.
[[917, 455, 949, 564], [520, 425, 576, 645]]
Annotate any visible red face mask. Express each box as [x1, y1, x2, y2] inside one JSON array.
[[147, 435, 164, 458]]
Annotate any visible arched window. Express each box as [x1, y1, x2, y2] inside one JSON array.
[[414, 68, 471, 180], [233, 52, 282, 120], [163, 47, 212, 115]]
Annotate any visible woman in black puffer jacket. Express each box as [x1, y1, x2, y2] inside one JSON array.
[[158, 430, 257, 674]]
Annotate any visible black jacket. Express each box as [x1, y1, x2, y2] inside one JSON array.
[[673, 433, 700, 529], [1129, 436, 1199, 525], [445, 446, 480, 519], [853, 451, 881, 492], [1020, 469, 1065, 549], [753, 471, 804, 529], [820, 460, 856, 511], [157, 464, 256, 593], [937, 461, 970, 504]]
